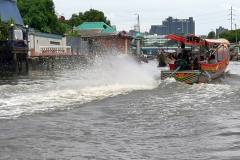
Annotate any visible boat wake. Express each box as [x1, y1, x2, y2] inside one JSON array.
[[214, 71, 240, 85]]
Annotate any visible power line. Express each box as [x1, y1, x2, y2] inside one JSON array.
[[196, 19, 229, 25], [193, 10, 229, 17], [195, 15, 229, 21]]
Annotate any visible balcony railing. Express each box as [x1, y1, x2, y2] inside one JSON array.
[[38, 46, 71, 56], [0, 40, 28, 49]]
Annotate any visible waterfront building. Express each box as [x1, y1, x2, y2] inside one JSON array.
[[0, 0, 24, 26], [0, 0, 29, 72], [29, 28, 72, 57], [149, 16, 195, 35], [76, 22, 133, 54]]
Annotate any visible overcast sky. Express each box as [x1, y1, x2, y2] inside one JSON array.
[[54, 0, 240, 35]]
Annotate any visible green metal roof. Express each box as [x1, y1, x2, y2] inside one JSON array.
[[76, 22, 116, 33]]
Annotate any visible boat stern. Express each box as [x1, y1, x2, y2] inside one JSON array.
[[161, 70, 201, 84]]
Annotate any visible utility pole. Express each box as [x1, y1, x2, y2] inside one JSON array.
[[229, 6, 235, 30], [135, 14, 140, 33]]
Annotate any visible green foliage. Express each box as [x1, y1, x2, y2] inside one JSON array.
[[17, 1, 111, 36], [68, 31, 78, 37], [17, 0, 67, 35], [219, 30, 239, 43], [84, 9, 110, 24], [0, 18, 16, 40], [67, 9, 111, 29], [207, 31, 215, 39], [201, 44, 206, 53], [229, 47, 234, 51]]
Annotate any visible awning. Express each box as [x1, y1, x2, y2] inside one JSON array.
[[0, 0, 24, 26]]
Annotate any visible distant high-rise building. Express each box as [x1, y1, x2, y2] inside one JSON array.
[[216, 26, 228, 37], [112, 25, 117, 31], [128, 29, 137, 37], [149, 16, 195, 35]]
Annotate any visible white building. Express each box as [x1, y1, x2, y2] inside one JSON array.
[[144, 34, 168, 46], [28, 28, 71, 57]]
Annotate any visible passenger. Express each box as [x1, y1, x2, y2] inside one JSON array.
[[176, 46, 182, 56], [205, 55, 211, 64], [199, 56, 207, 64], [192, 58, 199, 70], [174, 42, 185, 59], [209, 54, 218, 64]]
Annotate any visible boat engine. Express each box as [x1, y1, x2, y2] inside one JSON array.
[[174, 59, 189, 70]]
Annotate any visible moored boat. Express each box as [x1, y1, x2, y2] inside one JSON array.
[[161, 33, 230, 84], [157, 48, 167, 67]]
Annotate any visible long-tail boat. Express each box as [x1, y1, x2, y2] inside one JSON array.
[[161, 33, 230, 84]]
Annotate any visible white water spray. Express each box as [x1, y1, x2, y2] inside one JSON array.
[[0, 53, 158, 119]]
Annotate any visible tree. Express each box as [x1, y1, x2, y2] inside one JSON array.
[[67, 9, 111, 31], [17, 0, 67, 35], [83, 9, 110, 25], [67, 14, 82, 33], [17, 0, 111, 36], [0, 18, 16, 40], [207, 31, 215, 39]]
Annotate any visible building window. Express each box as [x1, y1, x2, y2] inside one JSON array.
[[50, 41, 60, 45]]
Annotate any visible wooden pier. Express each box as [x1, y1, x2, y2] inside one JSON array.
[[0, 40, 29, 72]]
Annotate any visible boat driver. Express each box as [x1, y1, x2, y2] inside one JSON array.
[[175, 42, 185, 59]]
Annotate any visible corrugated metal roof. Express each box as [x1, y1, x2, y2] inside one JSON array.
[[0, 0, 24, 26], [76, 22, 117, 33], [27, 28, 62, 39]]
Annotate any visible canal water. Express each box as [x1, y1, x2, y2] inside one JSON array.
[[0, 54, 240, 160]]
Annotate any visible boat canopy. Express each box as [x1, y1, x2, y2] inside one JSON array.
[[166, 33, 201, 44], [204, 39, 230, 45], [163, 49, 176, 53], [166, 33, 230, 45]]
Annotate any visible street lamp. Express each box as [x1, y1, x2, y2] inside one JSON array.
[[26, 25, 29, 43], [10, 23, 14, 47], [134, 14, 140, 33]]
